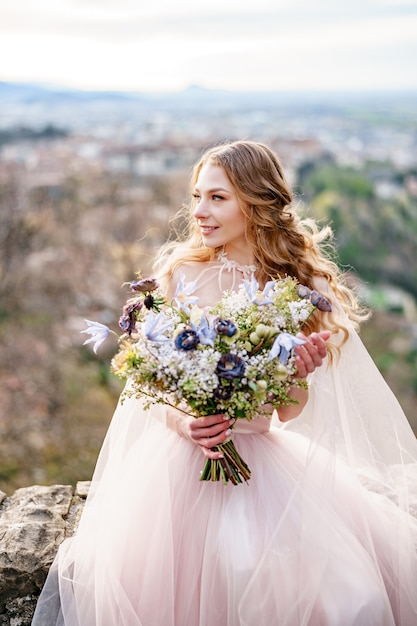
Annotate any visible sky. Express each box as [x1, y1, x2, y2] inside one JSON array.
[[0, 0, 417, 93]]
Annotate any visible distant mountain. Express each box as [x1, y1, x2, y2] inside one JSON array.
[[0, 81, 143, 104], [1, 80, 416, 131], [2, 80, 416, 108]]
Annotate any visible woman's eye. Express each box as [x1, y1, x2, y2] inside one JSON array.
[[212, 194, 223, 201], [192, 193, 201, 200]]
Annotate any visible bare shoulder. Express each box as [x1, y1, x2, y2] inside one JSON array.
[[172, 261, 209, 281]]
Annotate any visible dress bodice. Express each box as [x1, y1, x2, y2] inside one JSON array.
[[172, 257, 256, 308], [233, 415, 272, 435]]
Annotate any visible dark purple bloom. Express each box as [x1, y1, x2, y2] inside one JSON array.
[[129, 278, 159, 292], [310, 290, 332, 312], [214, 318, 237, 337], [175, 329, 199, 351], [213, 383, 233, 401], [216, 353, 246, 380], [118, 300, 143, 334], [119, 314, 134, 334], [144, 294, 155, 310]]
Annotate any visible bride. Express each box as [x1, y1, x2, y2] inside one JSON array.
[[33, 140, 417, 625]]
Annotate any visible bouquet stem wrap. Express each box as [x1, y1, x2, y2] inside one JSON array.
[[200, 431, 251, 485]]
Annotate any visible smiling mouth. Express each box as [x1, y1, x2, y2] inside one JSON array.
[[200, 226, 218, 234]]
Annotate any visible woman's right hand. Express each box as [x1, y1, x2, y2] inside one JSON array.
[[166, 407, 235, 460]]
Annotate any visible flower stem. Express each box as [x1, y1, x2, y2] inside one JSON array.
[[199, 440, 251, 485]]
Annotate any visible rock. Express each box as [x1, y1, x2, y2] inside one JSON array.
[[0, 483, 90, 625]]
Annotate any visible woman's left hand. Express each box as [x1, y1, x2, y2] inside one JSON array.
[[293, 330, 330, 379]]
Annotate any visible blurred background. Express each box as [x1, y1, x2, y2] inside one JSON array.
[[0, 0, 416, 494]]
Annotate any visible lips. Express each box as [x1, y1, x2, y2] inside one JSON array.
[[199, 225, 218, 235]]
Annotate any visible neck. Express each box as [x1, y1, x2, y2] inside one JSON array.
[[220, 246, 255, 268], [216, 249, 258, 277]]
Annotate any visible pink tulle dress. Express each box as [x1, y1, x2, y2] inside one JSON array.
[[33, 263, 417, 625]]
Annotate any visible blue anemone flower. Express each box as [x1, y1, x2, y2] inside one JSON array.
[[175, 329, 199, 350], [216, 353, 246, 380], [214, 318, 237, 337]]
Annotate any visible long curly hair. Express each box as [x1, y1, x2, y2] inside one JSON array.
[[154, 140, 368, 345]]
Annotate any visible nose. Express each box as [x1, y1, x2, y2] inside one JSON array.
[[193, 197, 210, 220]]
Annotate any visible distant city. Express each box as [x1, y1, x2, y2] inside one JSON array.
[[1, 81, 416, 199]]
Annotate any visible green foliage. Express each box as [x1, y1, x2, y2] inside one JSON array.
[[299, 160, 417, 298], [0, 124, 68, 146]]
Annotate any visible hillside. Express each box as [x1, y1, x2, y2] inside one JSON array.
[[0, 101, 416, 493]]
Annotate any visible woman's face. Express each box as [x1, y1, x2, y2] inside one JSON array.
[[193, 163, 248, 258]]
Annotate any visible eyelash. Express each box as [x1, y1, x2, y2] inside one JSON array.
[[192, 193, 224, 201]]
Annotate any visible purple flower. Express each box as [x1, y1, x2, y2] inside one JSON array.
[[297, 284, 311, 299], [216, 353, 246, 380], [310, 290, 332, 312], [143, 294, 155, 310], [297, 284, 332, 312], [268, 332, 306, 365], [213, 383, 233, 401], [175, 329, 199, 350], [214, 318, 237, 337], [81, 320, 111, 354], [119, 301, 143, 335], [119, 314, 134, 334], [129, 278, 159, 292]]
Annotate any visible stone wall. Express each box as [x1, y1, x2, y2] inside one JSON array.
[[0, 482, 90, 626]]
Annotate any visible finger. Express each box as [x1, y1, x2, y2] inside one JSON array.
[[190, 417, 234, 437], [190, 413, 229, 429], [307, 333, 328, 359], [190, 417, 234, 440], [200, 445, 225, 460], [297, 333, 327, 365], [294, 354, 308, 379], [294, 345, 320, 375], [192, 425, 234, 447], [294, 342, 317, 368]]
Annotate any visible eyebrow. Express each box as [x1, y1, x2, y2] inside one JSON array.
[[194, 187, 230, 193]]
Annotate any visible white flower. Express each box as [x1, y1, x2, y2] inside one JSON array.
[[81, 320, 111, 353], [289, 300, 313, 323], [243, 276, 276, 305], [174, 272, 199, 314], [268, 332, 306, 364], [143, 311, 173, 342]]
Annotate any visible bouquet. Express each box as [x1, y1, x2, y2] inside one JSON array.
[[82, 274, 331, 485]]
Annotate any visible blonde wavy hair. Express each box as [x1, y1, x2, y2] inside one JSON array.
[[154, 140, 368, 346]]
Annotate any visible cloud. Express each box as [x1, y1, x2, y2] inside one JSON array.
[[0, 0, 416, 91]]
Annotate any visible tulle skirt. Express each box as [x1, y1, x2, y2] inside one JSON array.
[[33, 402, 417, 626]]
